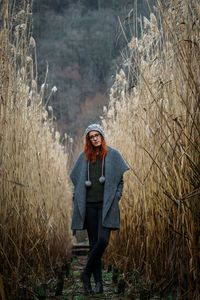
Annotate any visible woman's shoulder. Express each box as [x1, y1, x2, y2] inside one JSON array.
[[78, 151, 84, 157], [76, 151, 85, 162], [70, 151, 85, 179], [107, 146, 122, 157]]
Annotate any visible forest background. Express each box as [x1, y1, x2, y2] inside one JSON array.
[[32, 0, 155, 139]]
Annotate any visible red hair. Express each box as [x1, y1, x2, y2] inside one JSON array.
[[84, 133, 108, 163]]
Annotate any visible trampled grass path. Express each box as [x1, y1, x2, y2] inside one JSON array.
[[59, 254, 125, 300], [49, 241, 127, 300], [45, 242, 162, 300]]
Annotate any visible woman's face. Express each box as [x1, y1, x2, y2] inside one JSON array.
[[88, 130, 102, 147]]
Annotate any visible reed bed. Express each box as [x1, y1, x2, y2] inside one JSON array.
[[102, 0, 200, 298], [0, 1, 72, 298]]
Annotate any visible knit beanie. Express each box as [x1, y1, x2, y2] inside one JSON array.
[[84, 123, 105, 138]]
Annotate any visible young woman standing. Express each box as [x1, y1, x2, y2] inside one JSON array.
[[70, 123, 129, 294]]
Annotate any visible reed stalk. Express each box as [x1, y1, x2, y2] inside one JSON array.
[[0, 1, 72, 297], [102, 0, 200, 298]]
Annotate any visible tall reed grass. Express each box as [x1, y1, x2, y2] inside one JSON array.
[[102, 0, 200, 298], [0, 1, 72, 298]]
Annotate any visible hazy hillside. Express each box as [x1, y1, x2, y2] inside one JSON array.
[[32, 0, 155, 137]]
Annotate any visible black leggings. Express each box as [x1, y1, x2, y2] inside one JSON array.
[[84, 202, 111, 283]]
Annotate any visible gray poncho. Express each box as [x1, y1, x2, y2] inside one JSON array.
[[70, 146, 129, 230]]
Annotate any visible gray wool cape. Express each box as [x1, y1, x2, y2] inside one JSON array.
[[69, 146, 129, 231]]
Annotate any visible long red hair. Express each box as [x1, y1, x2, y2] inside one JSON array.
[[84, 133, 108, 163]]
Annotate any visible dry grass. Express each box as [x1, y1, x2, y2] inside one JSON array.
[[0, 1, 72, 297], [102, 0, 200, 297]]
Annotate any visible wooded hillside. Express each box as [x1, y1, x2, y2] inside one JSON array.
[[32, 0, 155, 137]]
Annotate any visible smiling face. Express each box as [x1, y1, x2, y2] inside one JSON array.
[[88, 130, 102, 147]]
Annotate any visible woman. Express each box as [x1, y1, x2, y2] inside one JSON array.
[[70, 123, 129, 294]]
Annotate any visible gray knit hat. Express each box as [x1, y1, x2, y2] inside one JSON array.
[[85, 123, 105, 138]]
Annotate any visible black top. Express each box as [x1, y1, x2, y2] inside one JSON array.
[[86, 155, 105, 203]]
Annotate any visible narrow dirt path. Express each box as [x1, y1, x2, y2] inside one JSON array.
[[44, 240, 127, 300], [60, 253, 127, 300]]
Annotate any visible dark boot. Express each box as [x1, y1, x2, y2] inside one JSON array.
[[80, 272, 93, 294], [94, 281, 103, 294]]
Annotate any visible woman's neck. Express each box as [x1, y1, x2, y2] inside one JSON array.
[[94, 146, 101, 154]]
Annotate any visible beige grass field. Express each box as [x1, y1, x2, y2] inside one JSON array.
[[0, 1, 72, 297], [102, 0, 200, 298]]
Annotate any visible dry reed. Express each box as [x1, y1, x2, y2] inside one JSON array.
[[0, 1, 72, 298], [102, 0, 200, 298]]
